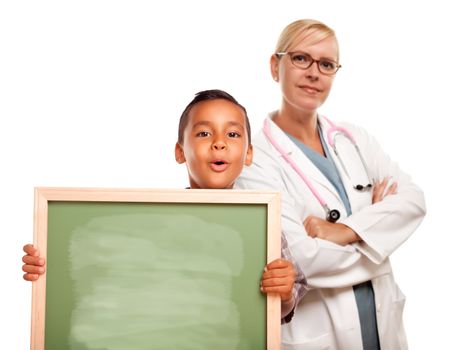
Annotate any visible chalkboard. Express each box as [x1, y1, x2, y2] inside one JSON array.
[[31, 188, 281, 350]]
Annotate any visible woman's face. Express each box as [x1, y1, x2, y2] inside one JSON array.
[[272, 35, 339, 114]]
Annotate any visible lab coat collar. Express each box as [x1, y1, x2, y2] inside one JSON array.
[[265, 112, 333, 153], [264, 113, 343, 205]]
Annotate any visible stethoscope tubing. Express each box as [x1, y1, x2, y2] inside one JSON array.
[[325, 119, 373, 190], [263, 116, 370, 222], [263, 119, 329, 208]]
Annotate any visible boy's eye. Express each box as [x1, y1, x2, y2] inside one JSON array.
[[196, 131, 210, 137], [227, 132, 240, 138]]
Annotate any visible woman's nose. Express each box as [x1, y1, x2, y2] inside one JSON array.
[[306, 62, 320, 80]]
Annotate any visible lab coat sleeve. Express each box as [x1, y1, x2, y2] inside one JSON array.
[[339, 124, 426, 264], [237, 143, 389, 289]]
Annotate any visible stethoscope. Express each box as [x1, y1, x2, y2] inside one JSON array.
[[263, 116, 373, 223]]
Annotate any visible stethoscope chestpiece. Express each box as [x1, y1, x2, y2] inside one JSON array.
[[326, 209, 340, 223]]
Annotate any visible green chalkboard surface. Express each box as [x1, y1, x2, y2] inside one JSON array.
[[31, 188, 281, 350]]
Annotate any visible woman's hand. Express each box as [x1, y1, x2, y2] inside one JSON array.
[[260, 258, 297, 302], [303, 177, 398, 245], [22, 244, 46, 281], [304, 216, 361, 246], [372, 177, 398, 203]]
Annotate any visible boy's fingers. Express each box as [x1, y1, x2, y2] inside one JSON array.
[[263, 264, 295, 278], [22, 264, 45, 274], [261, 282, 294, 300], [23, 244, 39, 256], [266, 258, 295, 271], [261, 277, 286, 287], [260, 287, 292, 301], [23, 273, 39, 281], [23, 244, 33, 252], [261, 276, 295, 288], [22, 255, 45, 266], [266, 258, 288, 269], [262, 269, 294, 280], [261, 282, 290, 292], [261, 285, 289, 293]]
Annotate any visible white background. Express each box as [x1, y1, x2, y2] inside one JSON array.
[[1, 1, 446, 348]]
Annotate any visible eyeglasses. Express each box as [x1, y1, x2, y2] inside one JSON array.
[[276, 51, 341, 75]]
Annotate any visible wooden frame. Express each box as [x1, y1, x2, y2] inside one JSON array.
[[31, 187, 281, 350]]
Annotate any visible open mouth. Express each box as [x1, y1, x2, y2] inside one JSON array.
[[210, 160, 228, 172]]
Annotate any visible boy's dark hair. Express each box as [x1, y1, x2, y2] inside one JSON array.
[[177, 89, 251, 144]]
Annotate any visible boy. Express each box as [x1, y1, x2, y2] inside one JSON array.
[[23, 89, 307, 320]]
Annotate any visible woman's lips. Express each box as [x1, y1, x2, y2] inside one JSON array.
[[299, 85, 321, 94]]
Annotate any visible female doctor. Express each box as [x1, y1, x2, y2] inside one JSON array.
[[235, 19, 426, 349]]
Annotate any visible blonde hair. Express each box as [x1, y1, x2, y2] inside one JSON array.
[[275, 19, 339, 60]]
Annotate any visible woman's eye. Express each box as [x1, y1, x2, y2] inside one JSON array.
[[228, 132, 240, 138], [292, 54, 308, 62], [196, 131, 210, 137], [320, 60, 336, 71]]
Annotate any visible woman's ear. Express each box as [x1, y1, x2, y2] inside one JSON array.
[[270, 54, 279, 82], [244, 144, 253, 166], [174, 142, 186, 164]]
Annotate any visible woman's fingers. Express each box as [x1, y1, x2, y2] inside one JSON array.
[[385, 181, 398, 196], [372, 178, 387, 203], [372, 177, 397, 203]]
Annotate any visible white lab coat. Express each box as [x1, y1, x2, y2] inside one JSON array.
[[235, 114, 426, 350]]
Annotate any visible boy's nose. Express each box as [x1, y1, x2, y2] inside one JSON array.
[[212, 139, 226, 150]]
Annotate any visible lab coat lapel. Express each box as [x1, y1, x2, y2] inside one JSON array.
[[265, 116, 342, 202]]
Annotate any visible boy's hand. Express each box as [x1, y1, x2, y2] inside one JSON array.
[[22, 244, 46, 281], [260, 258, 296, 301]]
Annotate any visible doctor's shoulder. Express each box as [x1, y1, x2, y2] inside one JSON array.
[[335, 120, 385, 155], [243, 127, 284, 167], [336, 120, 415, 186], [236, 127, 291, 191]]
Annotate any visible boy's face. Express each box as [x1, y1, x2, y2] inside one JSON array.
[[175, 99, 253, 189]]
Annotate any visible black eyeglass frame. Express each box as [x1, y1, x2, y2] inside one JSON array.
[[276, 51, 342, 75]]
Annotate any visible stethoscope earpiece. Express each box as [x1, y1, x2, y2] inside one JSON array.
[[354, 184, 372, 191]]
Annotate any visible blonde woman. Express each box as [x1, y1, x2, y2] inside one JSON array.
[[236, 19, 426, 349]]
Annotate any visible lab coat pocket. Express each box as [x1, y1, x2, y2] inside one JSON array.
[[282, 332, 331, 350]]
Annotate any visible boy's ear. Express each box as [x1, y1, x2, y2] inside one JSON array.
[[175, 142, 186, 164], [244, 144, 253, 166]]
